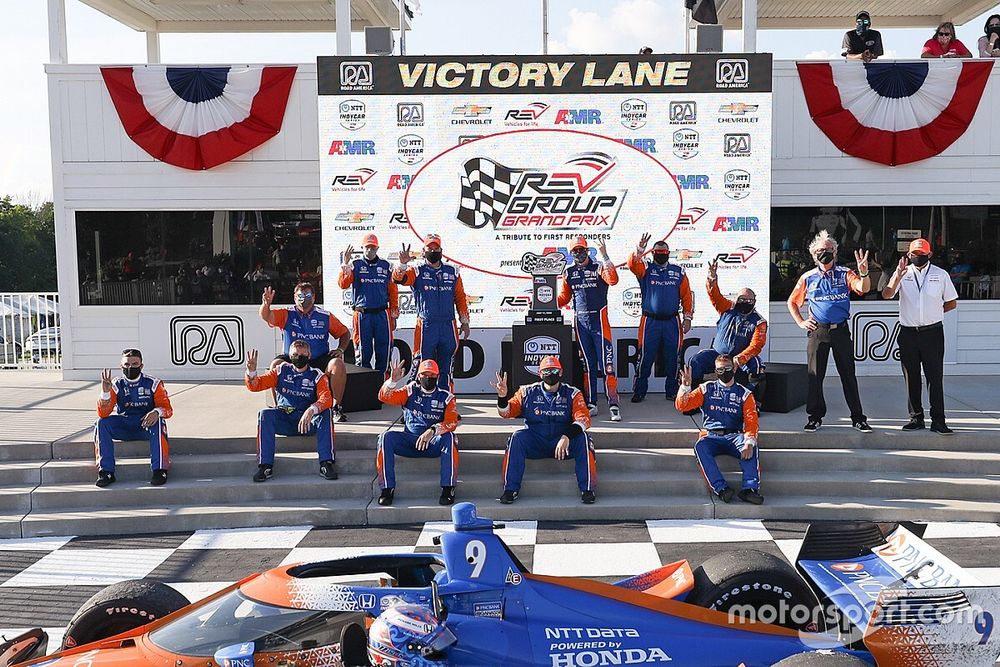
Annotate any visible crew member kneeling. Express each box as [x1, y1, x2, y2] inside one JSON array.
[[376, 358, 460, 507], [494, 356, 597, 505], [676, 357, 763, 505], [244, 343, 337, 482]]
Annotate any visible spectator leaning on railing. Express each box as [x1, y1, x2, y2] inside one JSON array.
[[980, 15, 1000, 57], [843, 11, 883, 62], [922, 22, 972, 58]]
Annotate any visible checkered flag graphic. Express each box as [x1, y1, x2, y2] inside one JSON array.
[[457, 157, 522, 229]]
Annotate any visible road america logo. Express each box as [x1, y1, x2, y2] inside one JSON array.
[[723, 169, 751, 199], [397, 102, 424, 126], [456, 152, 627, 230], [505, 102, 549, 125], [620, 98, 648, 130], [397, 134, 425, 165], [724, 133, 752, 157], [672, 129, 699, 159], [331, 168, 377, 191], [669, 100, 697, 124], [716, 58, 750, 89], [338, 99, 366, 130], [340, 61, 373, 92]]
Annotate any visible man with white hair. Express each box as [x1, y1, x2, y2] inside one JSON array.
[[787, 231, 872, 433]]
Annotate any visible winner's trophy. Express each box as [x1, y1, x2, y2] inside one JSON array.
[[519, 251, 566, 325]]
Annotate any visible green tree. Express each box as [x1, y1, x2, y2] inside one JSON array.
[[0, 196, 57, 291]]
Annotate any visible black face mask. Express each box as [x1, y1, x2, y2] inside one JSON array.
[[735, 301, 755, 315], [290, 355, 310, 369], [122, 366, 142, 380], [652, 253, 670, 265], [419, 376, 438, 391], [425, 250, 442, 264], [910, 254, 930, 267], [816, 250, 835, 266], [716, 368, 735, 383], [541, 373, 562, 387], [572, 251, 589, 265]]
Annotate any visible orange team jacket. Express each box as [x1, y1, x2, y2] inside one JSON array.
[[245, 367, 333, 413], [378, 382, 460, 435], [391, 264, 470, 322], [675, 384, 759, 440], [706, 281, 767, 367], [98, 376, 173, 419]]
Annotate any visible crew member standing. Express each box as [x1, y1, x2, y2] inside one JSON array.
[[627, 234, 693, 403], [558, 236, 622, 421], [393, 234, 471, 392], [339, 234, 399, 377], [787, 231, 872, 433], [881, 238, 958, 434]]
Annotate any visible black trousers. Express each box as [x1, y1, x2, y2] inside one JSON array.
[[806, 325, 866, 421], [898, 324, 946, 423]]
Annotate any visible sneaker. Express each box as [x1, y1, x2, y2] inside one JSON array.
[[930, 422, 954, 435], [378, 488, 395, 506], [439, 486, 456, 506], [587, 404, 598, 417], [718, 486, 735, 503], [738, 488, 765, 505], [853, 420, 873, 433], [609, 405, 622, 422], [581, 490, 596, 504], [804, 418, 822, 432], [253, 465, 273, 483], [665, 392, 677, 401], [319, 460, 338, 480], [902, 418, 925, 431], [332, 405, 346, 423], [150, 469, 167, 486], [630, 393, 645, 403], [95, 470, 115, 488], [499, 490, 518, 504]]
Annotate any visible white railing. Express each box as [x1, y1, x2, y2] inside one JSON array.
[[0, 293, 61, 370]]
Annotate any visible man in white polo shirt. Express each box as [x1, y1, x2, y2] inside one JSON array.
[[882, 238, 958, 434]]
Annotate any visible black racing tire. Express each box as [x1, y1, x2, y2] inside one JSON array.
[[686, 549, 825, 633], [772, 652, 872, 666], [61, 579, 188, 650]]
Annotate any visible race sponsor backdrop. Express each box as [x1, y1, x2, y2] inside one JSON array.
[[317, 54, 772, 392]]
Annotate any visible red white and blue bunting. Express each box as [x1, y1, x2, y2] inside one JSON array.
[[101, 65, 297, 170], [796, 61, 992, 166]]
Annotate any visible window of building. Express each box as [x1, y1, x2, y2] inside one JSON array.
[[770, 205, 1000, 301], [75, 210, 322, 306]]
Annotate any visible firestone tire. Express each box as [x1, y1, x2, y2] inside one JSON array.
[[772, 651, 872, 666], [61, 579, 188, 650], [686, 549, 826, 633]]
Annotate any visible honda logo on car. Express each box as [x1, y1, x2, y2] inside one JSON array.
[[524, 336, 560, 374]]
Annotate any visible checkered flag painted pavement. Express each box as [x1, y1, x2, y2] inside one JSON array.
[[457, 157, 522, 229]]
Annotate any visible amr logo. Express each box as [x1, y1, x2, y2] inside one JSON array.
[[170, 316, 245, 366], [851, 311, 900, 362]]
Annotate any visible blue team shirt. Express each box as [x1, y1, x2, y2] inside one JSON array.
[[636, 261, 686, 317], [409, 263, 461, 323], [713, 309, 765, 356], [349, 258, 392, 310], [565, 261, 612, 323], [108, 375, 161, 418], [273, 364, 326, 412], [279, 307, 345, 357], [400, 383, 455, 435], [793, 266, 862, 325], [519, 382, 583, 440], [698, 381, 753, 433]]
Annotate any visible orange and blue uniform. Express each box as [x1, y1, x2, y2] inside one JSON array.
[[95, 374, 172, 473], [246, 364, 334, 465], [499, 382, 597, 493], [558, 259, 620, 407], [676, 381, 760, 494], [338, 258, 399, 376], [270, 306, 349, 363], [393, 262, 470, 391], [376, 380, 459, 490], [627, 252, 693, 398], [689, 282, 767, 386]]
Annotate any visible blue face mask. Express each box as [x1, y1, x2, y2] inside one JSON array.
[[295, 292, 313, 306], [855, 18, 870, 34]]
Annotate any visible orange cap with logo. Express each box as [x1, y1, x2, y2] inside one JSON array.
[[417, 359, 440, 376], [570, 236, 588, 251], [538, 356, 562, 372], [362, 233, 379, 247], [908, 238, 932, 255], [425, 234, 442, 249]]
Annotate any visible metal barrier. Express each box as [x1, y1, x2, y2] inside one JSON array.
[[0, 293, 61, 369]]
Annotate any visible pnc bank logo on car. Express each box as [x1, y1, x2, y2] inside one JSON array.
[[713, 216, 760, 232], [329, 139, 375, 156], [554, 109, 602, 125]]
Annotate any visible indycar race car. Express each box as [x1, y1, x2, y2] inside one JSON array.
[[3, 502, 999, 666]]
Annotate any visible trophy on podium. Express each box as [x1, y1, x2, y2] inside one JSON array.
[[519, 251, 567, 325]]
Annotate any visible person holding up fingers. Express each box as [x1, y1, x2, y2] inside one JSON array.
[[244, 342, 337, 483], [338, 234, 398, 378], [375, 358, 460, 507], [787, 230, 872, 433], [495, 356, 597, 505]]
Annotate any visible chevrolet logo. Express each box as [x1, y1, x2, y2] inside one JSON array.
[[335, 211, 375, 223], [719, 103, 758, 115], [453, 104, 491, 117], [675, 249, 703, 260]]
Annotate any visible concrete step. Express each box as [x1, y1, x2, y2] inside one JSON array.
[[712, 495, 1000, 523], [745, 471, 1000, 502], [0, 486, 34, 513], [0, 461, 43, 486], [0, 512, 27, 539], [0, 441, 51, 463]]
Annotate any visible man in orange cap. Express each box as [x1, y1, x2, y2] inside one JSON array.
[[393, 234, 471, 391], [493, 356, 597, 504], [376, 357, 460, 506], [558, 236, 622, 421], [339, 234, 399, 380], [882, 238, 958, 434]]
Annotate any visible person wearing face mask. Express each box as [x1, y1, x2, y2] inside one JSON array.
[[260, 282, 351, 422], [676, 357, 762, 505], [493, 356, 597, 504], [842, 10, 883, 62], [375, 358, 460, 507], [244, 343, 337, 483], [393, 234, 471, 392], [338, 234, 399, 379], [558, 236, 622, 421], [626, 234, 693, 404], [94, 348, 173, 488], [787, 230, 872, 433], [687, 258, 767, 405], [882, 239, 958, 434], [979, 14, 1000, 57], [921, 21, 971, 58]]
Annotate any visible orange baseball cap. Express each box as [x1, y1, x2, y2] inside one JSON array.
[[570, 236, 588, 251], [362, 233, 379, 247], [538, 356, 562, 372], [425, 234, 442, 249], [417, 359, 440, 376], [908, 238, 932, 255]]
